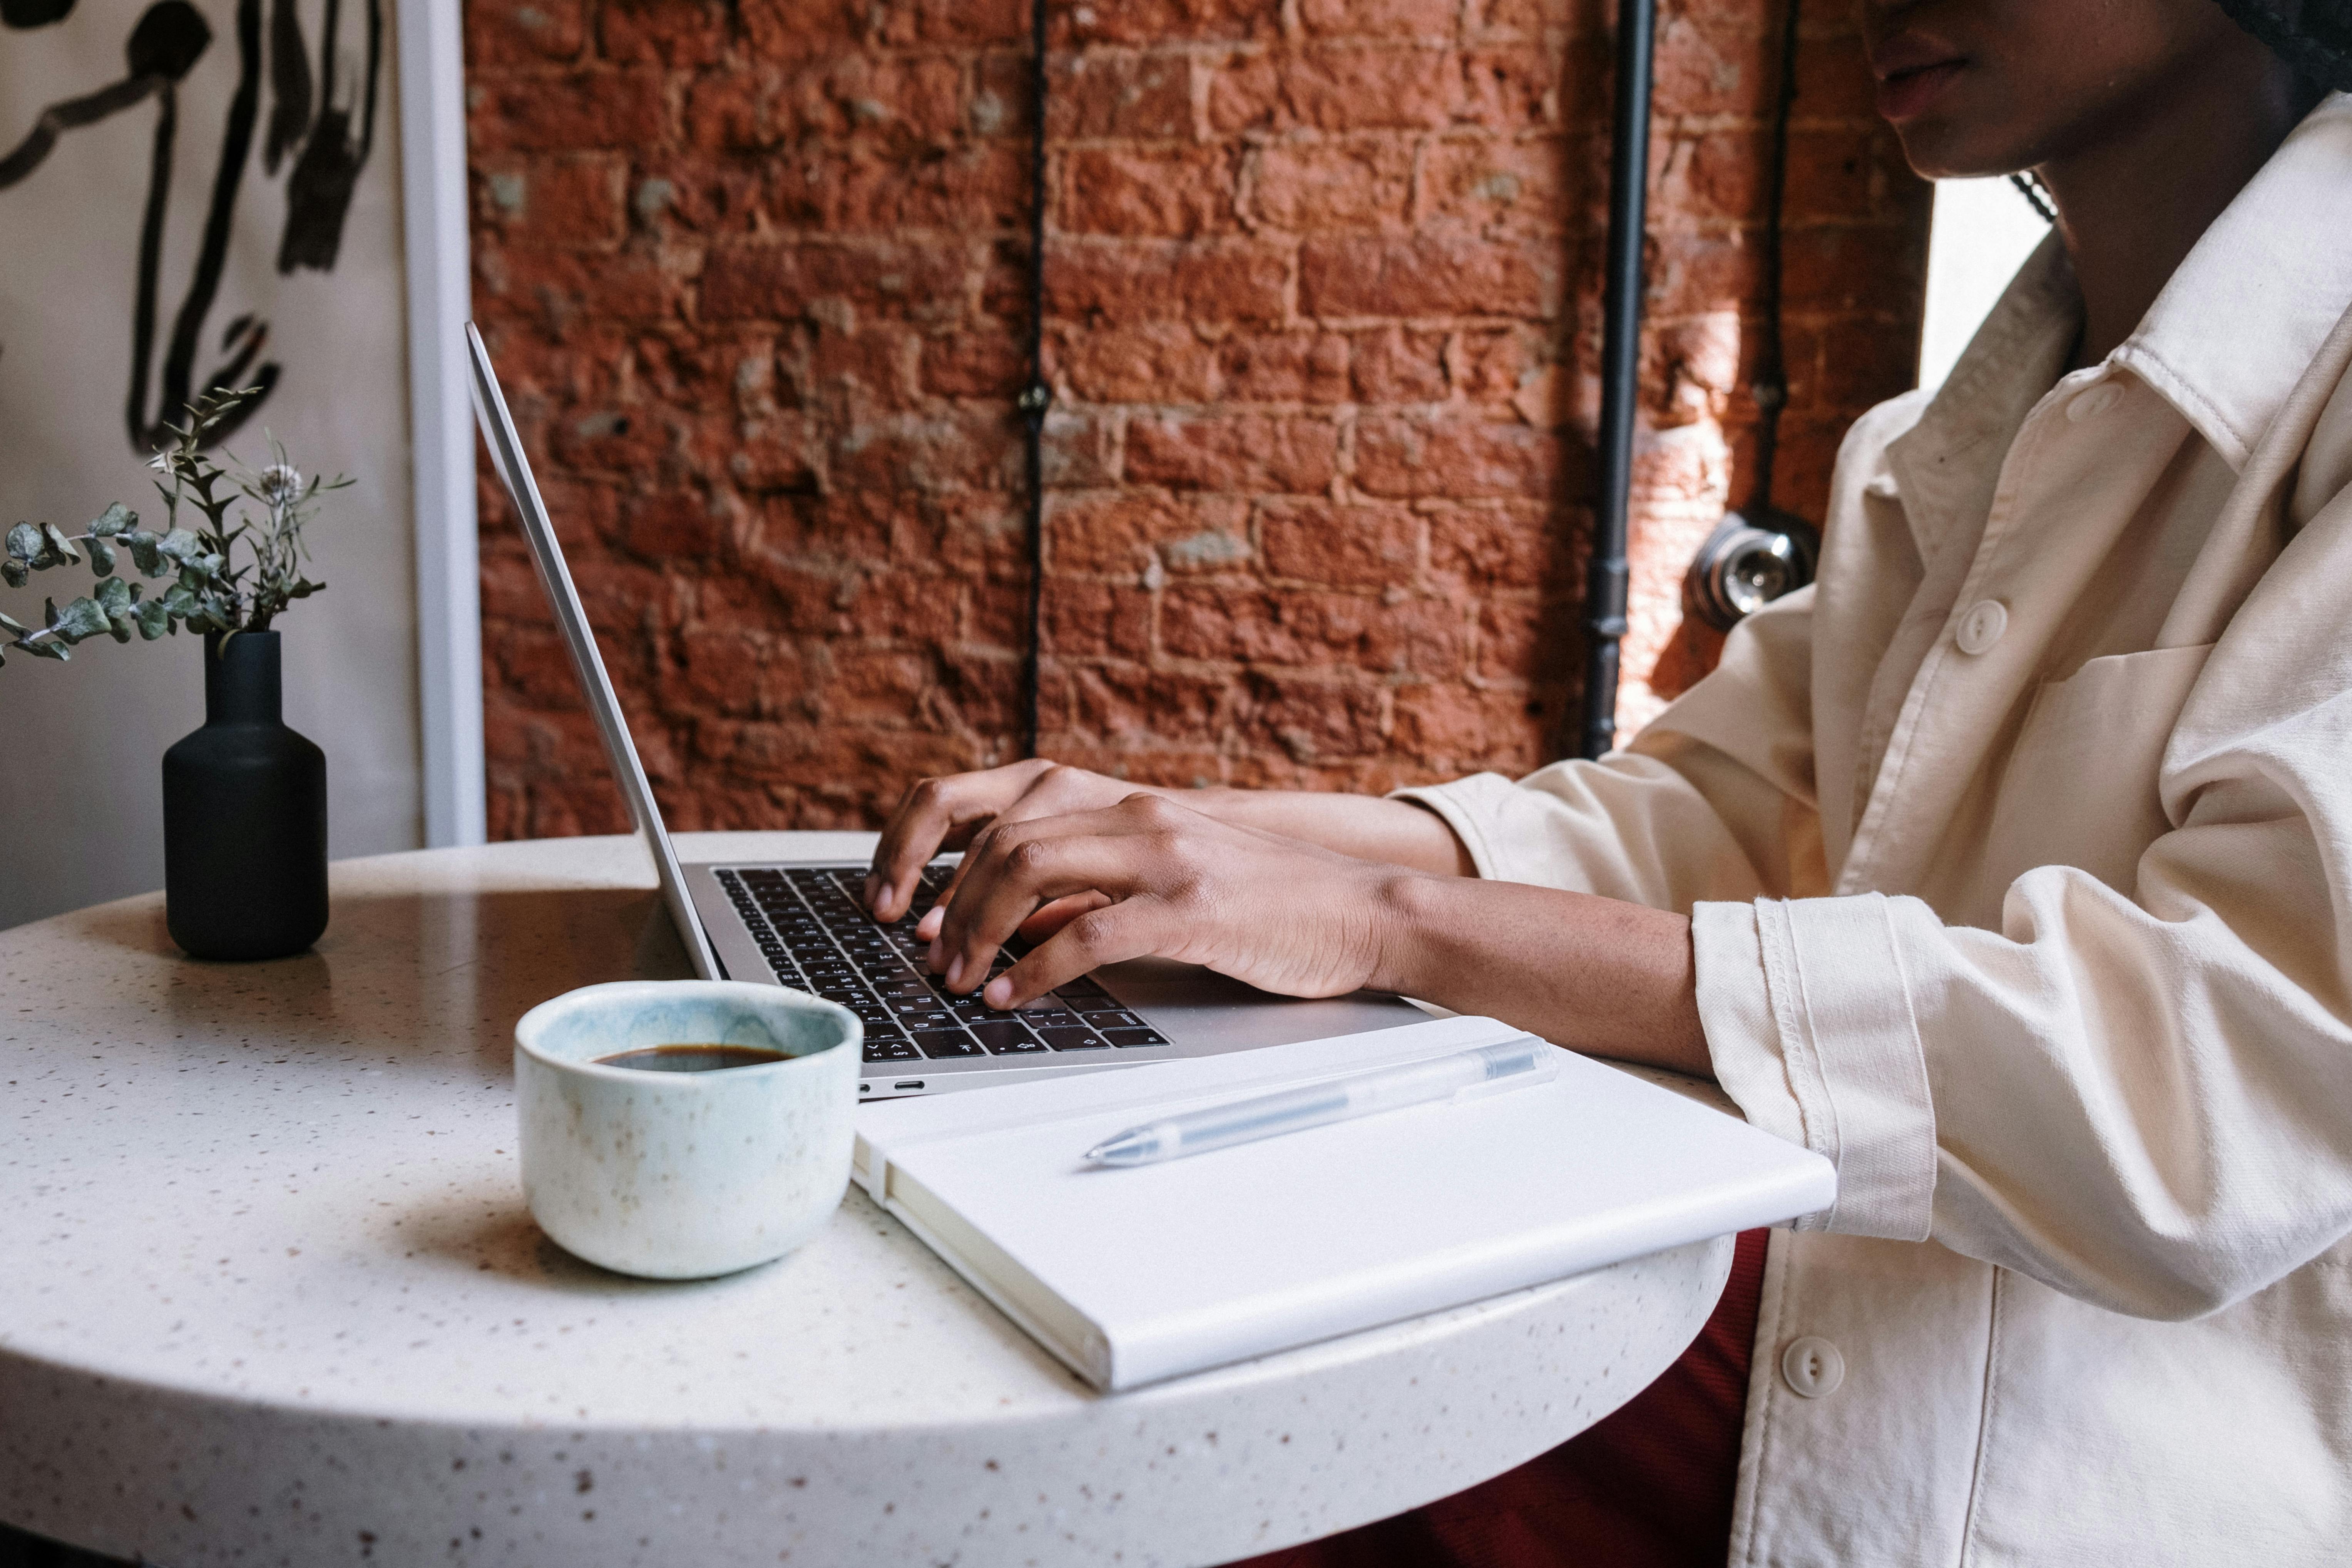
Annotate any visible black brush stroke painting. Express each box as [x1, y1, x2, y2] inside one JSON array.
[[1, 0, 382, 450]]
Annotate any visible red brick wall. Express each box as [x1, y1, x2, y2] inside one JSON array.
[[467, 0, 1927, 839]]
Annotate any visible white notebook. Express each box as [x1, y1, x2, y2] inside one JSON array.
[[852, 1015, 1835, 1391]]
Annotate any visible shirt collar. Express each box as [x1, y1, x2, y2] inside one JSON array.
[[2113, 90, 2352, 472]]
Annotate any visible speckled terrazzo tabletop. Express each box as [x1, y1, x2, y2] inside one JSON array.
[[0, 833, 1732, 1568]]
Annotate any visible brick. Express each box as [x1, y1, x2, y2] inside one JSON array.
[[1353, 413, 1559, 499], [1126, 415, 1340, 494], [1208, 46, 1465, 133], [599, 0, 731, 66], [1426, 499, 1558, 585], [770, 143, 1029, 235], [1418, 136, 1566, 232], [1258, 501, 1420, 586], [473, 155, 627, 248], [1350, 325, 1449, 403], [468, 68, 664, 152], [1241, 673, 1390, 762], [1298, 0, 1461, 41], [621, 491, 724, 557], [922, 332, 1025, 399], [465, 0, 586, 67], [1160, 586, 1466, 675], [1249, 141, 1414, 233], [1042, 581, 1153, 659], [701, 242, 972, 323], [1048, 491, 1251, 574], [1213, 331, 1351, 404], [1046, 239, 1290, 325], [1069, 665, 1239, 739], [1299, 233, 1555, 319], [1059, 0, 1278, 47], [1045, 50, 1193, 139], [1052, 323, 1219, 404], [1063, 147, 1240, 238]]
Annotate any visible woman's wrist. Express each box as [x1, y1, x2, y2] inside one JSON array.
[[1365, 870, 1714, 1079]]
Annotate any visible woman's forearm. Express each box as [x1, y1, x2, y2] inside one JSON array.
[[1185, 790, 1476, 877], [1370, 871, 1713, 1077]]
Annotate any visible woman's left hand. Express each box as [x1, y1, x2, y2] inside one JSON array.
[[926, 792, 1413, 1008]]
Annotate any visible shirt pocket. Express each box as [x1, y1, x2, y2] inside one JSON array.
[[1984, 643, 2216, 897]]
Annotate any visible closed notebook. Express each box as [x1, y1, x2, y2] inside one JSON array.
[[852, 1014, 1836, 1392]]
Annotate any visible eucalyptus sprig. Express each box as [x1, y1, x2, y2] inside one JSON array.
[[2, 388, 350, 670]]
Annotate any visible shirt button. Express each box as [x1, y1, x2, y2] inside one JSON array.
[[2067, 382, 2122, 422], [1781, 1335, 1845, 1399], [1955, 598, 2007, 655]]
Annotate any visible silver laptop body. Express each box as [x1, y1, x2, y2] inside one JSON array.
[[465, 323, 1422, 1099]]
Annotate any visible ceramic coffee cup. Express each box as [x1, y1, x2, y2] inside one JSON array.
[[514, 980, 861, 1279]]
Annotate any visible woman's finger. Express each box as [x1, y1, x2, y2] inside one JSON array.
[[1017, 890, 1112, 942], [932, 813, 1168, 990], [864, 761, 1049, 920], [984, 902, 1173, 1009], [920, 765, 1153, 926]]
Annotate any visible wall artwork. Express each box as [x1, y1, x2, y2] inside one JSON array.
[[0, 0, 428, 929]]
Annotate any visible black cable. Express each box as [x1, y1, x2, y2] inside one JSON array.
[[1571, 0, 1657, 762], [1017, 0, 1052, 761]]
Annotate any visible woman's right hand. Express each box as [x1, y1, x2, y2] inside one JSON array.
[[862, 760, 1171, 924]]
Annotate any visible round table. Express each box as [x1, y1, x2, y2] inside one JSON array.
[[0, 834, 1733, 1568]]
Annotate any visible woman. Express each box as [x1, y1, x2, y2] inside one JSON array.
[[863, 0, 2352, 1561]]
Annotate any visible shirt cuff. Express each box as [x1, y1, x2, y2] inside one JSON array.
[[1388, 773, 1518, 881], [1692, 894, 1937, 1241]]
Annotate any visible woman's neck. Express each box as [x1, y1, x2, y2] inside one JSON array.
[[2042, 73, 2325, 368]]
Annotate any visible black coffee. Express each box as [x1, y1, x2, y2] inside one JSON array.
[[595, 1044, 791, 1073]]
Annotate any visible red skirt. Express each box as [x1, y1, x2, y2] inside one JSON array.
[[1234, 1228, 1768, 1568]]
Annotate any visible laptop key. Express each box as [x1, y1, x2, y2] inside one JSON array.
[[1038, 1027, 1108, 1051], [1104, 1028, 1171, 1048], [863, 1038, 922, 1063], [1018, 1008, 1081, 1029], [1079, 1010, 1144, 1031], [969, 1020, 1048, 1055], [912, 1030, 985, 1059]]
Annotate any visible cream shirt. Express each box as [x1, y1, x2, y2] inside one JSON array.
[[1402, 95, 2352, 1566]]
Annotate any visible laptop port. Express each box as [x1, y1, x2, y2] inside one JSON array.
[[894, 1079, 925, 1091]]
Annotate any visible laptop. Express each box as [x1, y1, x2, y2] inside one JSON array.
[[465, 323, 1424, 1099]]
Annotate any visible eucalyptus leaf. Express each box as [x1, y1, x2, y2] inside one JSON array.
[[1, 559, 24, 589], [86, 537, 117, 577], [5, 522, 39, 562], [94, 575, 132, 614], [24, 638, 67, 660], [0, 610, 20, 635], [87, 503, 134, 537], [50, 596, 110, 643], [39, 522, 80, 567], [156, 529, 202, 566], [133, 599, 170, 639], [123, 530, 166, 576], [161, 583, 196, 615]]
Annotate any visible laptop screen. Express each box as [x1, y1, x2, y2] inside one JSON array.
[[463, 322, 723, 981]]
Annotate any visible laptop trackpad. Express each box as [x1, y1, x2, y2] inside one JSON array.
[[1093, 957, 1426, 1052]]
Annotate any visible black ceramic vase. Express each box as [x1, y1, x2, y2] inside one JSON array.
[[163, 631, 329, 960]]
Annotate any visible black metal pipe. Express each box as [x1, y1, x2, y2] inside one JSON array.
[[1572, 0, 1657, 762], [1017, 0, 1051, 760]]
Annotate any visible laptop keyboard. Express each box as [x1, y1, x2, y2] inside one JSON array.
[[714, 864, 1174, 1066]]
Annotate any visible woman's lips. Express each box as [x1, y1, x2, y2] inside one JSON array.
[[1876, 59, 1964, 121]]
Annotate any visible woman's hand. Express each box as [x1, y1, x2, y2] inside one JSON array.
[[923, 788, 1712, 1074], [927, 792, 1411, 1006], [862, 760, 1173, 923]]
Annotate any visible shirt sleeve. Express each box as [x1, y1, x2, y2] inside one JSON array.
[[1698, 485, 2352, 1320], [1393, 581, 1826, 910]]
